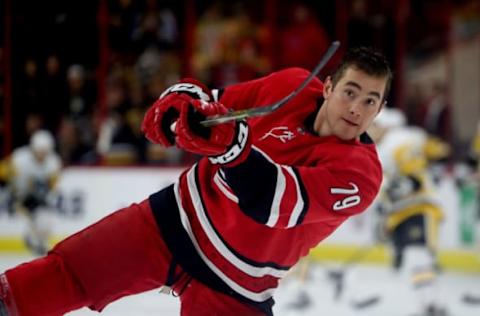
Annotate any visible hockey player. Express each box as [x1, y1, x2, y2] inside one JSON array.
[[0, 130, 62, 256], [0, 47, 391, 316], [373, 109, 450, 316]]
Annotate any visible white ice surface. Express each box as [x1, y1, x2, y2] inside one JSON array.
[[1, 254, 479, 316]]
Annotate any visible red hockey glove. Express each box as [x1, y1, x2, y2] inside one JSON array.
[[175, 100, 251, 166], [141, 79, 213, 147]]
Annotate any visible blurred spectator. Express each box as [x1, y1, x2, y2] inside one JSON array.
[[57, 117, 96, 165], [278, 3, 330, 70], [134, 46, 164, 88], [157, 5, 179, 48], [209, 3, 265, 86], [97, 72, 146, 164], [13, 58, 45, 146], [104, 0, 183, 165], [56, 64, 97, 164], [132, 0, 179, 53], [134, 47, 181, 103], [404, 82, 428, 127], [347, 0, 375, 48], [24, 114, 45, 143], [66, 65, 95, 119], [39, 54, 68, 134], [0, 48, 4, 157], [108, 0, 139, 60], [193, 2, 226, 83], [408, 1, 451, 59], [420, 81, 450, 141]]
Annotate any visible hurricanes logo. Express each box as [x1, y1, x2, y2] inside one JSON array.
[[259, 126, 296, 143]]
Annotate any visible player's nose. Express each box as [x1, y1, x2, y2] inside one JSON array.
[[348, 102, 362, 117]]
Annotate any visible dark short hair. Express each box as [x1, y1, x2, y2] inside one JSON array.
[[330, 47, 393, 100]]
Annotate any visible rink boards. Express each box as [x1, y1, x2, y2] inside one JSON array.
[[0, 166, 478, 273]]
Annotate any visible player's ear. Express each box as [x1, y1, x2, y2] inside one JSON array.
[[323, 76, 333, 99]]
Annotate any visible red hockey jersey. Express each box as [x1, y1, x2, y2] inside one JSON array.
[[150, 68, 382, 313]]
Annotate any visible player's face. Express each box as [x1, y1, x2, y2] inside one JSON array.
[[322, 67, 386, 140]]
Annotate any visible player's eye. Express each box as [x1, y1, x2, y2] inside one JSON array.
[[365, 98, 377, 106], [343, 89, 355, 99]]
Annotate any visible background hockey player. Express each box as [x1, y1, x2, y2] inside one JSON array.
[[0, 46, 391, 316], [0, 130, 62, 256], [372, 108, 450, 316]]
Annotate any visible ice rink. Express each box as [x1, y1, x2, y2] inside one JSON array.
[[1, 254, 479, 316]]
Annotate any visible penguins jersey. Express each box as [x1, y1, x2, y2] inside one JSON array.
[[383, 172, 443, 233], [150, 68, 382, 307], [376, 126, 443, 234], [5, 146, 62, 201]]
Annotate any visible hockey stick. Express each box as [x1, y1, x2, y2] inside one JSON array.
[[200, 41, 341, 127]]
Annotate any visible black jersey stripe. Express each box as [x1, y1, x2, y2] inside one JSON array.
[[223, 148, 278, 224], [149, 185, 274, 315], [192, 165, 291, 272]]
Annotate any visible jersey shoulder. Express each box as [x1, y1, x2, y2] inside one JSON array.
[[321, 140, 383, 191], [11, 147, 32, 166], [269, 67, 323, 93]]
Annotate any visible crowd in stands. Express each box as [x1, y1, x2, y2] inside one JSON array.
[[0, 0, 478, 167]]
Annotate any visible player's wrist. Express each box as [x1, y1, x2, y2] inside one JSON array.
[[208, 121, 251, 167]]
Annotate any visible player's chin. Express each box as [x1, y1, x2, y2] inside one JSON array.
[[335, 127, 358, 141]]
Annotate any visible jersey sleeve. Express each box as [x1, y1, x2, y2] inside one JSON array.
[[222, 145, 382, 229], [294, 156, 382, 225], [217, 68, 320, 111]]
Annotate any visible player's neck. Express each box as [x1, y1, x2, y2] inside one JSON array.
[[313, 102, 330, 137]]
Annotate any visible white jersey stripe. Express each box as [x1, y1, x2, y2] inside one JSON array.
[[212, 89, 220, 102], [265, 165, 285, 227], [213, 172, 239, 203], [285, 166, 305, 228], [173, 180, 276, 302], [250, 146, 300, 228], [186, 165, 287, 279]]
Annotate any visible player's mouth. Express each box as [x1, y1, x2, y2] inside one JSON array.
[[342, 118, 358, 126]]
